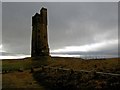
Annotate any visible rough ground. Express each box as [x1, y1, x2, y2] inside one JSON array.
[[0, 74, 2, 89], [2, 57, 120, 89], [2, 70, 46, 89]]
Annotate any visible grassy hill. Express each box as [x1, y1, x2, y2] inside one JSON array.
[[2, 57, 120, 73], [2, 57, 120, 89]]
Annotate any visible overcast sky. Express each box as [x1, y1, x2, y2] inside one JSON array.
[[1, 2, 118, 58], [1, 0, 120, 2], [0, 1, 2, 55]]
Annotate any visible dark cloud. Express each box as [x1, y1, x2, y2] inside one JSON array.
[[2, 2, 118, 57], [2, 0, 120, 2], [0, 1, 2, 45], [48, 3, 118, 49]]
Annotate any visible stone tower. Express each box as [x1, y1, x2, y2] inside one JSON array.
[[31, 7, 49, 57]]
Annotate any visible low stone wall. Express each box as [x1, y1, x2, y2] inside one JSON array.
[[33, 66, 120, 89]]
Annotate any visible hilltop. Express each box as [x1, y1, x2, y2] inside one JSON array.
[[2, 57, 120, 74], [2, 57, 120, 89]]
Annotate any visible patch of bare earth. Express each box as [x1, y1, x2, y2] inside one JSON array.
[[2, 70, 45, 89]]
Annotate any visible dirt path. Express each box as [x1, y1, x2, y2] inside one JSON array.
[[2, 70, 46, 89], [0, 74, 2, 89]]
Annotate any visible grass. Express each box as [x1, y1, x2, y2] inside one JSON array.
[[2, 71, 46, 89], [48, 57, 120, 73], [2, 59, 32, 72], [2, 57, 120, 89], [2, 57, 120, 73], [2, 56, 51, 72]]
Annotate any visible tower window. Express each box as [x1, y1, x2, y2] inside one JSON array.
[[38, 35, 40, 38], [44, 36, 46, 39], [38, 29, 40, 32]]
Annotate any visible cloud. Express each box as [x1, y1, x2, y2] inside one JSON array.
[[0, 45, 2, 52], [2, 0, 120, 2], [51, 39, 118, 55], [0, 1, 2, 46], [0, 45, 30, 59], [47, 2, 118, 50], [0, 44, 6, 53], [2, 2, 118, 58], [0, 45, 2, 49], [0, 55, 30, 59]]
